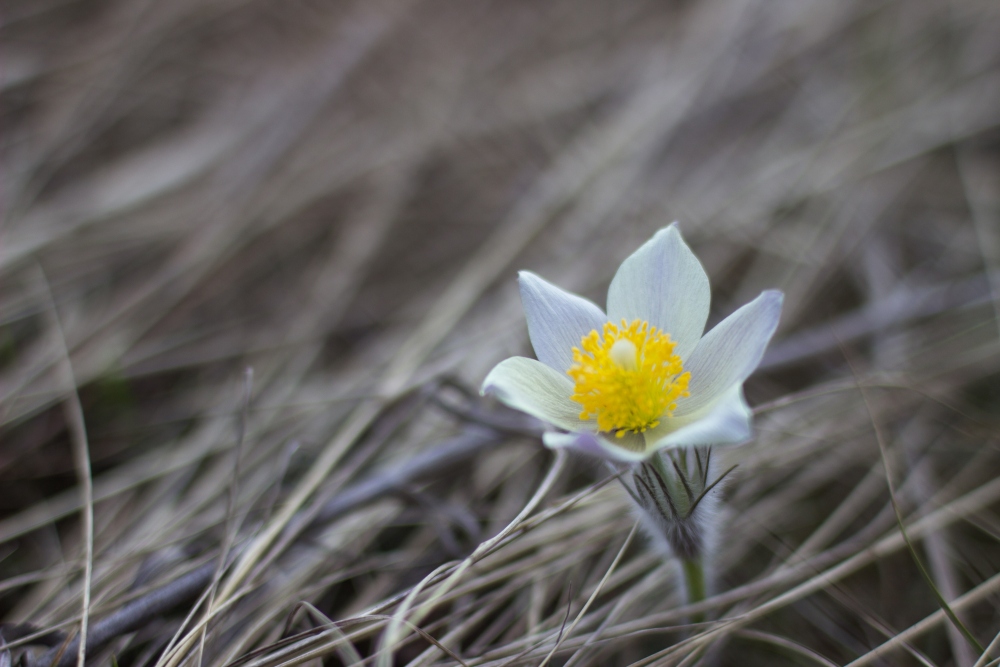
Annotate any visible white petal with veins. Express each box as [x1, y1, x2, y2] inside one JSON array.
[[481, 356, 592, 432], [519, 271, 607, 372], [676, 290, 783, 416], [606, 224, 710, 360]]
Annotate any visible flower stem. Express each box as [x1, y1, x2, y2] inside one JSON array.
[[651, 451, 688, 516], [681, 557, 706, 623]]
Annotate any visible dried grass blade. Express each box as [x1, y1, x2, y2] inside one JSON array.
[[38, 266, 94, 667]]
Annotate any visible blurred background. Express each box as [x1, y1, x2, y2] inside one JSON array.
[[2, 0, 999, 665]]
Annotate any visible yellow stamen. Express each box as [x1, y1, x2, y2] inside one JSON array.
[[568, 319, 690, 437]]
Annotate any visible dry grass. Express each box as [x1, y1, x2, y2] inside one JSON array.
[[2, 0, 1000, 665]]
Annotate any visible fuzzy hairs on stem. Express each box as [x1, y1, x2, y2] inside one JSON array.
[[614, 447, 736, 609]]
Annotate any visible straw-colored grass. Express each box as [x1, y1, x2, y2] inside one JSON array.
[[2, 1, 999, 665]]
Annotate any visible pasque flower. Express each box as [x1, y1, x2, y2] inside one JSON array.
[[482, 225, 781, 610], [481, 224, 782, 462]]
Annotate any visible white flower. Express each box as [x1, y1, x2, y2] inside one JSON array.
[[481, 224, 783, 462]]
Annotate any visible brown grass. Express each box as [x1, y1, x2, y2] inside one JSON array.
[[2, 0, 999, 665]]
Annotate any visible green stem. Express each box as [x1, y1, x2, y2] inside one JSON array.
[[681, 557, 706, 624], [652, 451, 688, 515]]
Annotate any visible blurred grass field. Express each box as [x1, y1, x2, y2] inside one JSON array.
[[2, 0, 1000, 665]]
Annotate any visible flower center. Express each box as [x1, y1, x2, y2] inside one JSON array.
[[568, 319, 690, 438]]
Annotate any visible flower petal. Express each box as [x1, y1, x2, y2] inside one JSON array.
[[676, 290, 783, 416], [519, 271, 607, 372], [543, 430, 650, 462], [644, 385, 752, 450], [606, 224, 710, 360], [481, 357, 591, 431]]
